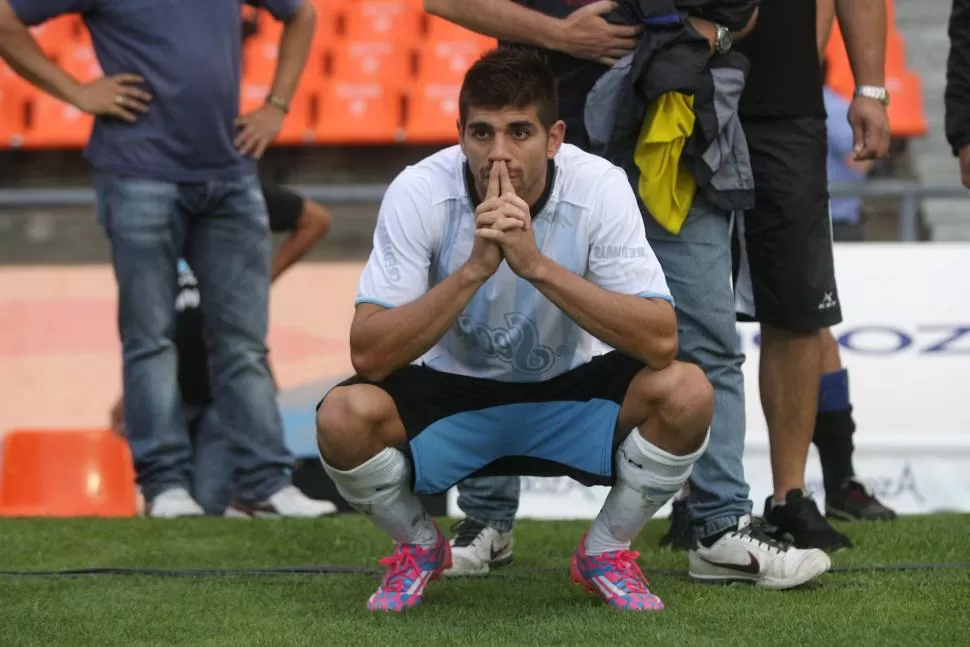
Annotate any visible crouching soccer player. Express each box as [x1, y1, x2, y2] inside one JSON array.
[[315, 48, 713, 613]]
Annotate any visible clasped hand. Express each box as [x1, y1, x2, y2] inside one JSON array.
[[467, 161, 543, 280]]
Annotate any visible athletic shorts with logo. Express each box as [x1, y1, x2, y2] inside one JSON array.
[[733, 116, 843, 330]]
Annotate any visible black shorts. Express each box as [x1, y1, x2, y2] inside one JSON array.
[[262, 184, 304, 232], [733, 116, 842, 330], [318, 351, 645, 495]]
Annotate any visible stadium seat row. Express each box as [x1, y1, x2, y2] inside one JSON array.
[[0, 72, 464, 148], [0, 0, 929, 148], [21, 2, 490, 58], [0, 2, 493, 148]]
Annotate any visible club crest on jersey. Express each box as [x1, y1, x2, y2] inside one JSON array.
[[455, 312, 557, 374]]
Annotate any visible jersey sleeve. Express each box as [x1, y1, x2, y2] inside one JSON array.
[[356, 171, 439, 309], [586, 167, 673, 304]]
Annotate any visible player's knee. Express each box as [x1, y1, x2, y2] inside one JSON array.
[[656, 361, 713, 449], [315, 385, 394, 468]]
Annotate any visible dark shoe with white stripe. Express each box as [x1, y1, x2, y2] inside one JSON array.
[[826, 479, 897, 521]]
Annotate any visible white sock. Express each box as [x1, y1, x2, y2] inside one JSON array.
[[320, 447, 438, 547], [585, 430, 709, 555]]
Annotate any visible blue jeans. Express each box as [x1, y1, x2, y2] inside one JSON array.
[[186, 404, 235, 515], [642, 195, 752, 538], [457, 476, 520, 532], [94, 172, 292, 503], [457, 195, 751, 539]]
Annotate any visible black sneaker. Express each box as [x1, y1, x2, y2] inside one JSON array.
[[658, 498, 697, 552], [764, 489, 853, 553], [826, 479, 898, 521]]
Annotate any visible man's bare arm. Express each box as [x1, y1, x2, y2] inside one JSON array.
[[0, 1, 151, 121], [350, 266, 490, 382], [0, 1, 84, 103], [817, 0, 836, 59], [424, 0, 641, 66], [835, 0, 886, 87], [424, 0, 561, 49], [268, 1, 316, 105], [525, 259, 678, 370], [271, 199, 331, 282]]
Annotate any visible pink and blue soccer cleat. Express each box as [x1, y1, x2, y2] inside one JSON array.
[[367, 523, 452, 612], [570, 534, 665, 611]]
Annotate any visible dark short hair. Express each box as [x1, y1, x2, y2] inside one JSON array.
[[458, 47, 559, 131]]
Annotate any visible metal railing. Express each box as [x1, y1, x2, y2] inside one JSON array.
[[0, 180, 966, 242]]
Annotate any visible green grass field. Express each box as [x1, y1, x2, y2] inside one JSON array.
[[1, 514, 968, 646]]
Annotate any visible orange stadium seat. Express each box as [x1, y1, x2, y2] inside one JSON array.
[[20, 92, 92, 149], [886, 70, 928, 137], [29, 15, 81, 59], [0, 428, 137, 518], [0, 63, 31, 146], [60, 42, 102, 84], [342, 0, 422, 44], [330, 40, 412, 90], [244, 40, 326, 89], [417, 38, 492, 84], [279, 83, 320, 145], [315, 81, 403, 143], [307, 0, 355, 36], [0, 90, 23, 147], [405, 81, 461, 143], [245, 36, 284, 86]]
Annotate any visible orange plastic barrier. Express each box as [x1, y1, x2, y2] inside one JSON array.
[[0, 428, 137, 517]]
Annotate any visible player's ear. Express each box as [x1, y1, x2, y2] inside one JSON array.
[[456, 119, 465, 154], [546, 120, 565, 159]]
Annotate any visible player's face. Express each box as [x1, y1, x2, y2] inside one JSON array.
[[459, 105, 565, 205]]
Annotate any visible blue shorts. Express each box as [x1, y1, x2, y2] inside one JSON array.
[[323, 351, 645, 495]]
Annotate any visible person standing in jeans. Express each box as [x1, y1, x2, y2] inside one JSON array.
[[0, 0, 329, 516], [110, 186, 336, 517]]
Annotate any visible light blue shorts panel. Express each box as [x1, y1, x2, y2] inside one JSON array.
[[409, 398, 620, 495]]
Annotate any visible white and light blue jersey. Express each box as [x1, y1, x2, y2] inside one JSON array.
[[356, 144, 672, 382]]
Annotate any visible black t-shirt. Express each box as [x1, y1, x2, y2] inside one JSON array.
[[175, 184, 304, 405], [735, 0, 826, 119]]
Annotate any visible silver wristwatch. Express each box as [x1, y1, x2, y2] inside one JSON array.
[[854, 85, 890, 106], [714, 24, 732, 55]]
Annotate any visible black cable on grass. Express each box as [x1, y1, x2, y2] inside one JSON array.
[[0, 562, 968, 578]]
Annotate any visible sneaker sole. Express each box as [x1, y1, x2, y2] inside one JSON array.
[[443, 554, 513, 577], [688, 553, 831, 590]]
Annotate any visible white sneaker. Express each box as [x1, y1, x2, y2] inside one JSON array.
[[227, 485, 337, 518], [443, 519, 514, 576], [688, 515, 831, 589], [149, 487, 205, 518]]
